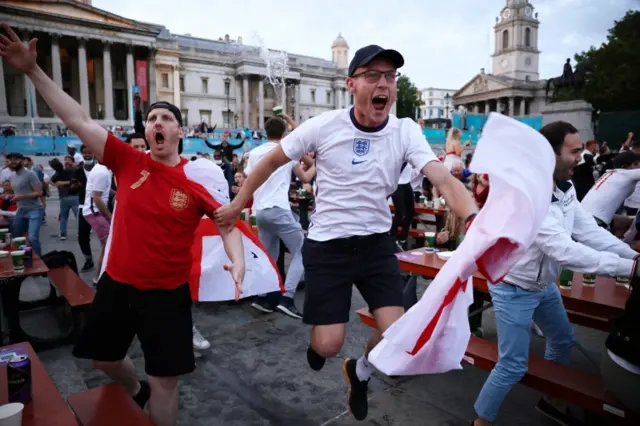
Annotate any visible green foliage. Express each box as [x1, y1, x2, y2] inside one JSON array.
[[574, 10, 640, 112], [396, 75, 423, 119]]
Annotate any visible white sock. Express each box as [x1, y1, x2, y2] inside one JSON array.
[[355, 355, 373, 382]]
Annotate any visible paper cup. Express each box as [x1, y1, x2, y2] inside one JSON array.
[[582, 273, 596, 286], [424, 231, 436, 248], [559, 268, 573, 289], [433, 198, 441, 209], [0, 402, 24, 426], [11, 250, 25, 272], [615, 275, 629, 286], [12, 237, 26, 247], [250, 215, 257, 226], [272, 105, 283, 115]]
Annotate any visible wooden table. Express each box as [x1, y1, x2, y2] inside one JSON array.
[[0, 342, 77, 425], [396, 250, 628, 320], [0, 253, 52, 345]]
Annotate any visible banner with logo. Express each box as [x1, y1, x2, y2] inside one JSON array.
[[135, 60, 148, 101]]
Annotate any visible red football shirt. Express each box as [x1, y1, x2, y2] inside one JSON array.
[[101, 133, 229, 290]]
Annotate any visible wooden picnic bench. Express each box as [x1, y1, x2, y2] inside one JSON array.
[[47, 266, 95, 340], [67, 383, 154, 426], [355, 309, 637, 425]]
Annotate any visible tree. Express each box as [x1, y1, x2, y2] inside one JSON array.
[[574, 10, 640, 112], [396, 75, 423, 119]]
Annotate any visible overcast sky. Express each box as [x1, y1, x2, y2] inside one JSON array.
[[94, 0, 639, 90]]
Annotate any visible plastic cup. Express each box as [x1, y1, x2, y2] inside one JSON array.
[[240, 211, 246, 221], [582, 273, 596, 286], [424, 232, 436, 248], [433, 198, 441, 209], [418, 195, 426, 205], [0, 228, 7, 241], [559, 268, 573, 289], [250, 215, 256, 226], [0, 402, 24, 426], [615, 276, 629, 286], [11, 250, 25, 272], [12, 237, 26, 248], [273, 105, 283, 115]]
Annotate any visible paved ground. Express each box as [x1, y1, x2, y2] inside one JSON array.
[[14, 156, 613, 425]]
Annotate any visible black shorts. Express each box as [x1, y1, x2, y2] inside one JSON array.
[[301, 232, 404, 325], [72, 273, 195, 377]]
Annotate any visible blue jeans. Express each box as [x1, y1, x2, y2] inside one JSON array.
[[12, 208, 43, 256], [256, 207, 305, 299], [474, 282, 576, 422], [59, 195, 79, 237]]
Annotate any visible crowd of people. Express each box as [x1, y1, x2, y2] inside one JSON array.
[[0, 22, 638, 426]]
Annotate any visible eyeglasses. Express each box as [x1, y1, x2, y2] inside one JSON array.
[[351, 70, 401, 83]]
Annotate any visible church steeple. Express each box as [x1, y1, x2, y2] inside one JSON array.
[[492, 0, 540, 81]]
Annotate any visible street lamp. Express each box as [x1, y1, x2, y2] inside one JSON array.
[[234, 113, 238, 129], [224, 77, 231, 128], [444, 93, 451, 118], [290, 96, 296, 120]]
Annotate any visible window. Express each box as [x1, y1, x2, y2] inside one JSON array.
[[181, 110, 188, 126], [502, 30, 509, 49], [224, 80, 230, 96], [326, 90, 331, 105], [525, 75, 530, 82], [179, 76, 185, 92], [222, 110, 233, 128], [310, 89, 316, 103], [199, 110, 211, 124], [429, 91, 433, 96], [161, 73, 169, 88], [201, 78, 208, 94], [525, 28, 531, 47], [429, 100, 433, 106]]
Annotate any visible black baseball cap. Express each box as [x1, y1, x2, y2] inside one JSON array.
[[6, 153, 24, 160], [348, 45, 405, 77], [146, 101, 184, 154], [613, 151, 640, 169]]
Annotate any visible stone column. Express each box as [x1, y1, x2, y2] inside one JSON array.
[[242, 75, 249, 128], [473, 104, 479, 114], [294, 83, 301, 122], [281, 84, 287, 114], [521, 98, 527, 116], [22, 33, 37, 118], [102, 42, 114, 120], [172, 65, 180, 106], [148, 48, 157, 104], [334, 88, 340, 109], [51, 35, 63, 89], [258, 78, 264, 130], [126, 46, 135, 120], [0, 58, 7, 116], [77, 38, 90, 114], [484, 101, 490, 115], [234, 78, 241, 123], [508, 97, 515, 117]]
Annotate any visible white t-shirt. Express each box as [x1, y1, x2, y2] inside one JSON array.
[[280, 108, 438, 241], [410, 167, 424, 192], [0, 167, 15, 183], [82, 164, 113, 216], [245, 142, 295, 211], [624, 182, 640, 209], [581, 168, 640, 223], [73, 152, 84, 165], [398, 163, 413, 185]]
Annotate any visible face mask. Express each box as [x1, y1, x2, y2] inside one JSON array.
[[215, 160, 222, 165], [84, 159, 95, 166]]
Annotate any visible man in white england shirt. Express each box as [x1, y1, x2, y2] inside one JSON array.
[[581, 151, 640, 230], [216, 45, 477, 420], [246, 116, 315, 318]]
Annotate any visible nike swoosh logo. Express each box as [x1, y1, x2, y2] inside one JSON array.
[[352, 159, 367, 165]]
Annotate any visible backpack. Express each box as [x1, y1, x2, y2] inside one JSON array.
[[41, 250, 79, 274]]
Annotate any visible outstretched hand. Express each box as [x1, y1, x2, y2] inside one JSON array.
[[224, 263, 245, 301], [215, 202, 242, 231], [0, 24, 38, 74]]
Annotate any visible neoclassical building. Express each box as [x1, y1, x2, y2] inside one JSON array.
[[453, 0, 547, 118], [0, 0, 354, 131]]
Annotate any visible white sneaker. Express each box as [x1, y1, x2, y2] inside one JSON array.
[[192, 326, 210, 350]]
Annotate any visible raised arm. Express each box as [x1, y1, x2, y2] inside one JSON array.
[[0, 24, 107, 160]]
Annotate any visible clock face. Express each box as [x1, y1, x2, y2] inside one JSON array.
[[502, 8, 511, 19], [501, 59, 508, 69], [525, 57, 532, 67], [525, 6, 533, 17]]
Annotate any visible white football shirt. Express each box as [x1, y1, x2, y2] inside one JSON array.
[[245, 142, 295, 212], [280, 108, 438, 241], [581, 168, 640, 223], [82, 164, 113, 216]]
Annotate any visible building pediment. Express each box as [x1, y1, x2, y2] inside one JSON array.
[[4, 0, 138, 28], [453, 74, 513, 99]]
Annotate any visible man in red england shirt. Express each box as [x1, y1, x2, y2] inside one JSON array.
[[0, 25, 245, 426]]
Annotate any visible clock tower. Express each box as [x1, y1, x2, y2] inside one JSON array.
[[492, 0, 540, 81]]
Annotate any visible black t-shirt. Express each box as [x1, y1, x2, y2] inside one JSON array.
[[51, 167, 77, 198], [72, 166, 90, 204]]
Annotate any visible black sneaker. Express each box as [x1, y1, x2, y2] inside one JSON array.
[[535, 397, 581, 426], [81, 259, 94, 272], [132, 380, 151, 409], [307, 346, 325, 371], [276, 297, 302, 319], [251, 296, 275, 313], [342, 358, 369, 421]]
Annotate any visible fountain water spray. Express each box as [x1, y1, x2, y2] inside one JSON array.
[[252, 33, 289, 112]]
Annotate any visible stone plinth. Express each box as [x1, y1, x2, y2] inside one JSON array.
[[541, 100, 594, 141]]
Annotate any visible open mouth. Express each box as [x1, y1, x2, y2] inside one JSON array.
[[155, 131, 165, 145], [372, 95, 388, 111]]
